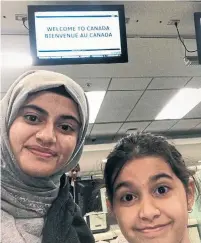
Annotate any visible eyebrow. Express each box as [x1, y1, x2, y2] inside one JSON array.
[[114, 181, 133, 193], [149, 173, 173, 182], [114, 173, 173, 193], [21, 104, 81, 126]]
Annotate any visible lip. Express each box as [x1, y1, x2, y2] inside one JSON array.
[[136, 222, 171, 235], [26, 146, 57, 158]]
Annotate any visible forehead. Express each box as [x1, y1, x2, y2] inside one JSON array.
[[24, 91, 79, 119], [115, 156, 175, 186], [27, 90, 72, 103]]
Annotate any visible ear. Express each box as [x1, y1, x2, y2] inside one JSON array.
[[186, 178, 195, 212]]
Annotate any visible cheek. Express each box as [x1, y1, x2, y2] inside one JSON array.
[[9, 121, 35, 154], [166, 195, 189, 223], [114, 206, 136, 230], [60, 135, 77, 159], [166, 188, 189, 216], [9, 122, 23, 153]]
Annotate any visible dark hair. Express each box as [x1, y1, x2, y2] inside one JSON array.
[[104, 132, 200, 205], [71, 164, 80, 172], [29, 85, 73, 101], [44, 85, 73, 99]]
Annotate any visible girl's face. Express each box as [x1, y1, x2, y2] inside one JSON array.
[[110, 156, 194, 243], [9, 91, 80, 177]]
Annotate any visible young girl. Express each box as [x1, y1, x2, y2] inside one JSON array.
[[104, 132, 200, 243], [1, 70, 94, 243]]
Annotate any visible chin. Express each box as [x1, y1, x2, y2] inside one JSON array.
[[19, 163, 58, 177], [17, 154, 61, 177], [23, 168, 56, 177]]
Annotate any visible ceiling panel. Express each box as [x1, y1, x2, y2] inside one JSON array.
[[145, 120, 178, 132], [185, 77, 201, 88], [185, 103, 201, 119], [90, 123, 122, 136], [127, 90, 177, 121], [95, 91, 143, 123], [109, 78, 151, 91], [75, 78, 110, 92], [147, 77, 190, 90], [118, 121, 151, 134], [170, 119, 201, 131], [194, 122, 201, 129]]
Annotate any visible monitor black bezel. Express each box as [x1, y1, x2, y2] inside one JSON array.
[[194, 12, 201, 64], [28, 4, 128, 66]]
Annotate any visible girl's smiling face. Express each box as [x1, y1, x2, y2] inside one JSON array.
[[9, 91, 80, 177], [110, 156, 194, 243]]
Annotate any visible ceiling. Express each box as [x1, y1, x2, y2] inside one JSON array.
[[1, 1, 201, 170]]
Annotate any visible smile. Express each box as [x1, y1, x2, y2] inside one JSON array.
[[26, 146, 57, 158], [137, 222, 172, 237]]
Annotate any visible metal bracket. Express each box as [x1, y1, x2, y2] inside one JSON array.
[[167, 19, 180, 25], [15, 14, 27, 21]]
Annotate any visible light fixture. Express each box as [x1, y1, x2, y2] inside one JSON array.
[[85, 91, 106, 123], [155, 88, 201, 120], [1, 52, 32, 68]]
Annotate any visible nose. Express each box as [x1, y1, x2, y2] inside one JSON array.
[[36, 122, 56, 146], [138, 196, 161, 222]]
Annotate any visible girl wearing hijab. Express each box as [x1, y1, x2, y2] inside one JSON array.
[[104, 132, 200, 243], [1, 70, 95, 243]]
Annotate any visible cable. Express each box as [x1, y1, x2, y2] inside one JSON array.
[[22, 17, 29, 30], [174, 22, 197, 53]]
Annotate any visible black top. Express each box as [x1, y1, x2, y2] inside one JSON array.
[[42, 174, 95, 243]]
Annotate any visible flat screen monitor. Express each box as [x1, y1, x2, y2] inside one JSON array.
[[28, 5, 128, 65], [194, 12, 201, 64], [74, 179, 105, 216]]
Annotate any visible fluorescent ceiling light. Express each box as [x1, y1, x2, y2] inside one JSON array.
[[155, 88, 201, 120], [1, 52, 32, 68], [85, 91, 106, 123]]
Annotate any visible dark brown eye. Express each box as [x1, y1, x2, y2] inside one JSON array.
[[61, 125, 70, 130], [59, 124, 74, 133], [121, 193, 136, 202], [24, 114, 40, 123], [125, 194, 133, 201], [155, 186, 169, 195]]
